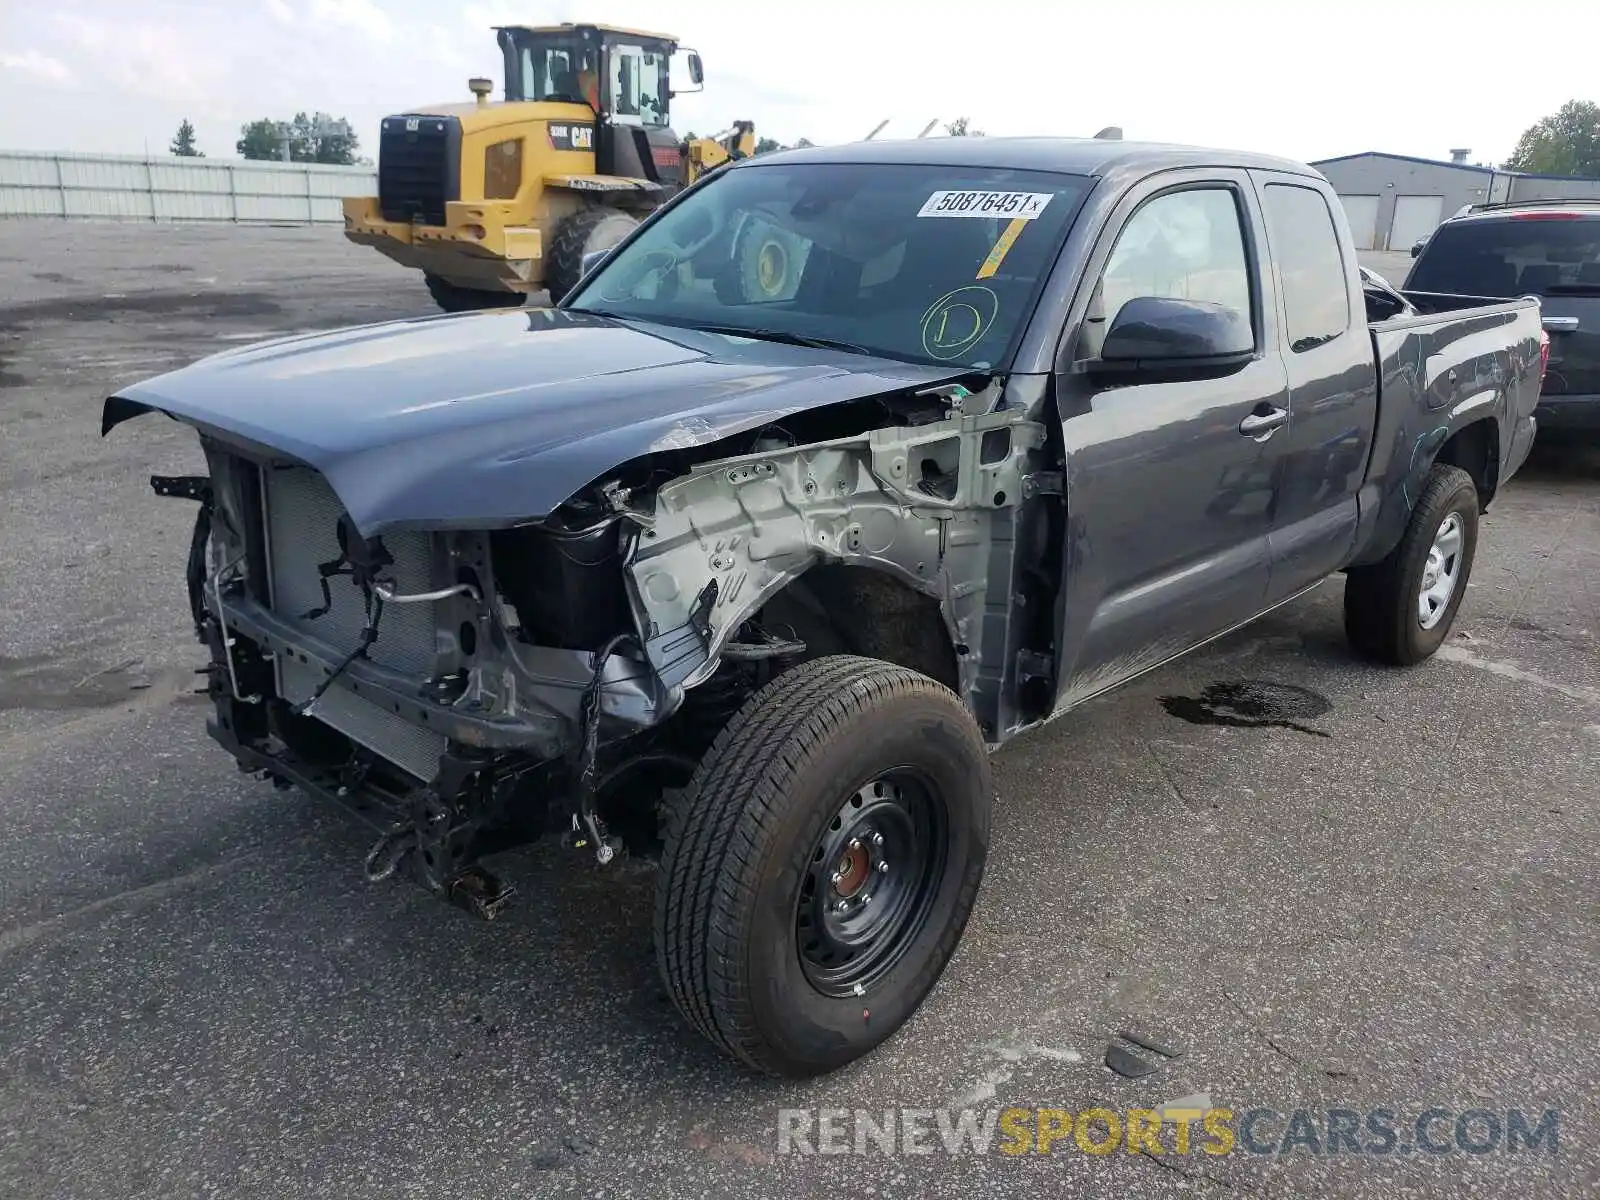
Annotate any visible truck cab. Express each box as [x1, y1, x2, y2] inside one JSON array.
[[498, 22, 701, 189]]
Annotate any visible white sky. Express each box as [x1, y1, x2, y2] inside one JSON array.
[[0, 0, 1591, 166]]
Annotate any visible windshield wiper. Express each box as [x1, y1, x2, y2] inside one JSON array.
[[691, 324, 884, 358], [1543, 283, 1600, 296], [579, 311, 929, 363]]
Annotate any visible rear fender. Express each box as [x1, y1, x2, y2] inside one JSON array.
[[1351, 305, 1538, 567], [1349, 413, 1499, 568]]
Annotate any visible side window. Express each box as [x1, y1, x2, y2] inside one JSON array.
[[1263, 184, 1349, 351], [1096, 187, 1253, 336], [609, 47, 668, 126]]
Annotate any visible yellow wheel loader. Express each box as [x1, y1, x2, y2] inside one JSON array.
[[340, 22, 757, 311]]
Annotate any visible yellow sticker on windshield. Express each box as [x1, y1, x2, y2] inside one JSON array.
[[976, 216, 1029, 279]]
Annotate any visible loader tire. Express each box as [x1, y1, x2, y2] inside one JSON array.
[[423, 272, 521, 313], [1344, 462, 1480, 665], [714, 217, 808, 303], [545, 208, 640, 305], [654, 655, 991, 1077]]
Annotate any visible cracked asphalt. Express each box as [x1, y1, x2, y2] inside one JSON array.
[[2, 225, 1597, 1199]]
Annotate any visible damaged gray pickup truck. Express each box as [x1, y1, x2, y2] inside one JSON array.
[[104, 138, 1545, 1077]]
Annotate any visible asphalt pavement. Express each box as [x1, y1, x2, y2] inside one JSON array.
[[1, 222, 1597, 1199]]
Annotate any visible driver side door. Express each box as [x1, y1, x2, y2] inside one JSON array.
[[1052, 170, 1292, 706]]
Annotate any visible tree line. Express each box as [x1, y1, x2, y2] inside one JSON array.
[[1504, 100, 1600, 177], [165, 114, 364, 165]]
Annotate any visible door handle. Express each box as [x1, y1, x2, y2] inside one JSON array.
[[1542, 316, 1580, 334], [1239, 406, 1288, 440]]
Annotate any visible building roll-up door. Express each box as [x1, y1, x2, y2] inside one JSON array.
[[1389, 195, 1444, 251], [1336, 194, 1380, 250]]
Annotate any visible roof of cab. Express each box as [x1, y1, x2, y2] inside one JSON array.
[[500, 22, 679, 44], [740, 136, 1323, 180]]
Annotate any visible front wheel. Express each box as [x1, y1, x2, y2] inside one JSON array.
[[423, 272, 521, 313], [654, 655, 991, 1077], [544, 208, 641, 305], [1344, 462, 1481, 665]]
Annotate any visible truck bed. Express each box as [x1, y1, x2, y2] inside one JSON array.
[[1350, 293, 1544, 568]]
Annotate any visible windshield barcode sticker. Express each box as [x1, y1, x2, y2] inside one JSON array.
[[918, 190, 1053, 219]]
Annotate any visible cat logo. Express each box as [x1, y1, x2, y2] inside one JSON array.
[[549, 123, 596, 152], [405, 117, 420, 132]]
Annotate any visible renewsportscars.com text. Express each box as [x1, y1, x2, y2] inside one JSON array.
[[777, 1106, 1560, 1157]]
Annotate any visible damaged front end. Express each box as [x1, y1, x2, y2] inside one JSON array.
[[130, 374, 1064, 917]]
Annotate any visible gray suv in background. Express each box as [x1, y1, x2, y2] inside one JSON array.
[[1408, 200, 1600, 436]]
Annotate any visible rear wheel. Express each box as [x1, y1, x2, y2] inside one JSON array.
[[1344, 462, 1480, 665], [654, 655, 991, 1077], [545, 208, 641, 305], [423, 272, 521, 313]]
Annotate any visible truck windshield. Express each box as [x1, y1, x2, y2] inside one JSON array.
[[1409, 216, 1600, 297], [564, 161, 1091, 369]]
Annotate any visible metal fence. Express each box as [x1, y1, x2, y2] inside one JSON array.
[[0, 150, 376, 225]]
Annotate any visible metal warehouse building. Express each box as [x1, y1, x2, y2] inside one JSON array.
[[1310, 151, 1600, 251]]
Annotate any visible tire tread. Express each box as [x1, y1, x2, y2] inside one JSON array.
[[654, 655, 985, 1074], [1344, 462, 1478, 665], [545, 208, 636, 304]]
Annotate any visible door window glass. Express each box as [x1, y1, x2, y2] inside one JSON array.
[[609, 45, 668, 126], [1097, 187, 1253, 336]]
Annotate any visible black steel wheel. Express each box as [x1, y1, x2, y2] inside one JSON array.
[[654, 655, 991, 1077], [797, 772, 947, 997]]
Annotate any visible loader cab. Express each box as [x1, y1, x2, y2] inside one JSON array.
[[497, 22, 702, 189]]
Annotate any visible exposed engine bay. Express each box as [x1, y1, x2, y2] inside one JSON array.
[[154, 374, 1064, 918]]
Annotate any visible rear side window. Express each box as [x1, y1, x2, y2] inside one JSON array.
[[1263, 184, 1349, 351], [1408, 216, 1600, 297]]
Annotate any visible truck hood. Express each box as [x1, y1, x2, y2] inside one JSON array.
[[404, 99, 596, 134], [103, 307, 970, 536]]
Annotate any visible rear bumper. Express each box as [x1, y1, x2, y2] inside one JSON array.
[[1503, 413, 1537, 483], [1533, 393, 1600, 434], [340, 196, 544, 291]]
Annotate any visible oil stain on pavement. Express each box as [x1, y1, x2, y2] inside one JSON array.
[[1158, 680, 1333, 737]]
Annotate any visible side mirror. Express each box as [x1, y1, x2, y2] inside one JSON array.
[[580, 248, 611, 280], [1411, 238, 1427, 258], [1095, 296, 1253, 374], [672, 49, 705, 96]]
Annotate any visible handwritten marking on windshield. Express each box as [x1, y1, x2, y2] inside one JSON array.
[[920, 287, 999, 360]]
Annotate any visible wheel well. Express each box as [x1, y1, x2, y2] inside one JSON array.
[[1435, 418, 1499, 509], [757, 565, 960, 692]]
